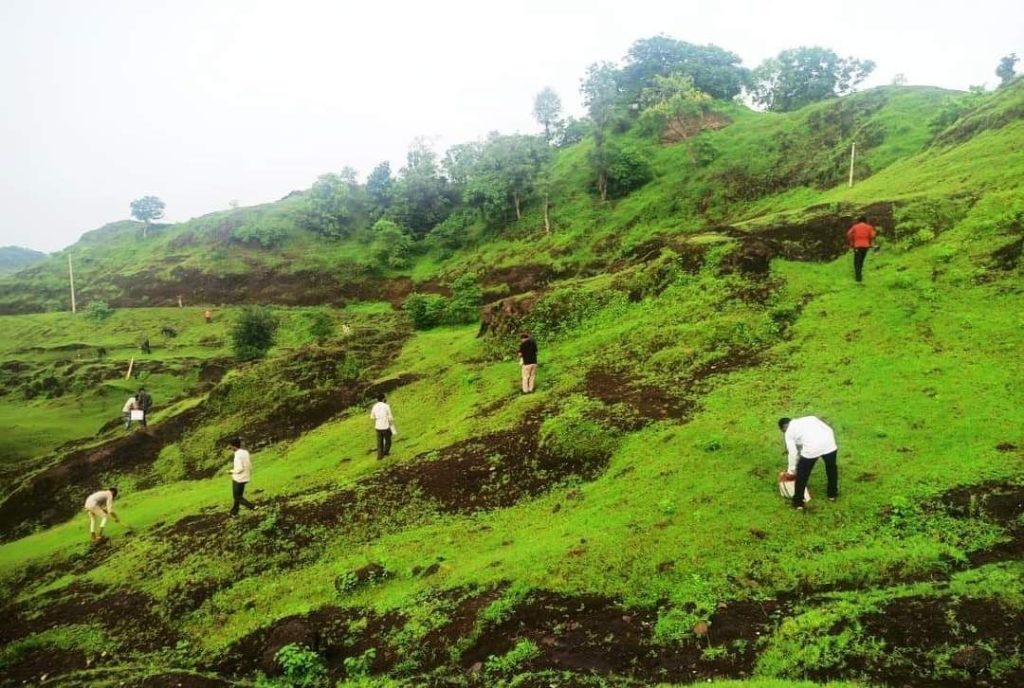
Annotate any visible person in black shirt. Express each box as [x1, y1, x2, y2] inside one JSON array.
[[518, 333, 538, 394], [135, 387, 153, 428]]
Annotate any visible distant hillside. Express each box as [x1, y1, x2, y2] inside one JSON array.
[[0, 246, 46, 276]]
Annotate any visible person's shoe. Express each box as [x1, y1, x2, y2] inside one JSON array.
[[90, 532, 98, 541], [828, 497, 837, 502], [794, 506, 805, 511]]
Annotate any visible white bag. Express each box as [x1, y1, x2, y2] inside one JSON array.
[[389, 424, 398, 437], [778, 473, 811, 502], [130, 409, 145, 421]]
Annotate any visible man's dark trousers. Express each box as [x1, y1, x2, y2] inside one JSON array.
[[231, 480, 255, 515], [853, 248, 870, 282], [376, 428, 392, 459], [793, 451, 838, 508]]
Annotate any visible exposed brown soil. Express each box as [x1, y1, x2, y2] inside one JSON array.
[[132, 673, 233, 688], [0, 647, 88, 687], [990, 237, 1023, 271], [848, 594, 1024, 688], [214, 606, 405, 679], [459, 592, 785, 683], [0, 406, 202, 542], [482, 264, 573, 296], [0, 581, 178, 654], [478, 293, 543, 338], [934, 481, 1024, 566]]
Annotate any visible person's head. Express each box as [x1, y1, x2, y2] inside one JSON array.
[[228, 436, 241, 449], [777, 417, 791, 433], [109, 487, 119, 498], [857, 215, 867, 224], [377, 393, 386, 402], [520, 333, 530, 341]]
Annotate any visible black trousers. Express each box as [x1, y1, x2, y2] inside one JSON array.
[[853, 248, 870, 282], [231, 480, 255, 515], [376, 429, 392, 459], [793, 451, 838, 508]]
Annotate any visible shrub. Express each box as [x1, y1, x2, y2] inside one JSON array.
[[83, 300, 114, 322], [403, 293, 449, 329], [275, 643, 327, 687], [486, 639, 540, 675], [305, 310, 334, 344], [893, 198, 969, 245], [445, 274, 482, 324], [370, 219, 413, 269], [604, 142, 653, 198], [231, 306, 279, 361], [343, 648, 377, 678], [523, 287, 615, 340], [233, 217, 289, 248]]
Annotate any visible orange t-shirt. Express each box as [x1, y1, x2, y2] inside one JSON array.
[[847, 222, 876, 248]]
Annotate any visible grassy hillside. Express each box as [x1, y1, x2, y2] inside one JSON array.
[[1, 80, 1023, 688], [0, 246, 47, 276]]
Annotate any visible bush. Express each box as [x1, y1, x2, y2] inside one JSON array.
[[83, 300, 114, 322], [604, 143, 653, 198], [370, 219, 413, 269], [305, 310, 334, 344], [524, 286, 616, 340], [446, 274, 482, 323], [404, 293, 448, 329], [403, 275, 481, 329], [486, 639, 540, 675], [232, 216, 289, 248], [275, 643, 327, 687], [231, 306, 279, 361], [893, 198, 969, 245]]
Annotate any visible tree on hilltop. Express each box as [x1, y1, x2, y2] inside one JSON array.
[[751, 47, 876, 112], [621, 35, 748, 102], [997, 53, 1019, 87], [532, 87, 563, 143], [130, 196, 165, 238]]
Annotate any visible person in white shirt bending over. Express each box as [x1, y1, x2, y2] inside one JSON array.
[[370, 393, 394, 460], [227, 437, 257, 516], [122, 395, 138, 431], [778, 416, 838, 510], [84, 487, 120, 540]]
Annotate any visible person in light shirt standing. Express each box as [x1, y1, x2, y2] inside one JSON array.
[[778, 416, 838, 510], [227, 437, 257, 516], [370, 393, 394, 460]]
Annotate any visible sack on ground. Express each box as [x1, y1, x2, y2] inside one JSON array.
[[778, 472, 811, 502]]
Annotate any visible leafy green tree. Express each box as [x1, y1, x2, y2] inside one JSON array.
[[621, 35, 748, 102], [465, 134, 551, 224], [751, 47, 876, 112], [366, 161, 394, 217], [601, 142, 652, 198], [303, 168, 365, 239], [232, 216, 289, 248], [442, 141, 484, 187], [997, 53, 1019, 87], [130, 196, 165, 238], [390, 139, 457, 238], [84, 300, 114, 322], [446, 274, 483, 323], [231, 306, 278, 361], [553, 116, 590, 147], [532, 87, 563, 142], [637, 73, 714, 144], [581, 62, 623, 202], [370, 218, 413, 269]]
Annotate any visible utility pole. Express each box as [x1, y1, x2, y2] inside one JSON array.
[[68, 254, 77, 314], [848, 142, 856, 188]]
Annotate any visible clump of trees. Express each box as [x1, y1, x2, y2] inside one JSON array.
[[750, 47, 876, 112], [997, 53, 1019, 87], [404, 274, 482, 329]]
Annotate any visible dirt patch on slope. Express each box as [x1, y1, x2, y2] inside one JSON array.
[[0, 647, 88, 687], [460, 592, 785, 682], [482, 264, 573, 296], [933, 481, 1024, 566]]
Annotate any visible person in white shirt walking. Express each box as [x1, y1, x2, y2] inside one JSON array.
[[228, 437, 256, 516], [370, 393, 394, 460], [122, 395, 138, 431], [84, 487, 120, 540], [778, 416, 839, 510]]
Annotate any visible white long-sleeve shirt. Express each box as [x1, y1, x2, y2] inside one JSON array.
[[784, 416, 838, 473], [231, 449, 252, 483], [370, 402, 394, 431], [122, 396, 137, 413], [84, 490, 115, 514]]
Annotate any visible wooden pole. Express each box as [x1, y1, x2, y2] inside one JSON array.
[[68, 254, 77, 314], [125, 356, 134, 380], [848, 142, 856, 188]]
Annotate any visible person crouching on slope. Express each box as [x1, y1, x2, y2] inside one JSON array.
[[778, 416, 838, 510], [847, 215, 877, 283], [122, 394, 138, 431], [228, 437, 257, 516], [84, 487, 120, 540]]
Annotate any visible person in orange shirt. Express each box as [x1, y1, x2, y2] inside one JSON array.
[[846, 215, 877, 283]]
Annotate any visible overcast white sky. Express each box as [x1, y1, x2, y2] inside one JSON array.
[[1, 0, 1021, 252]]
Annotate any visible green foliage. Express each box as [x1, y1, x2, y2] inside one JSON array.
[[928, 86, 989, 137], [231, 306, 279, 361], [83, 300, 114, 322], [130, 195, 166, 237], [893, 197, 969, 244], [370, 219, 413, 269], [305, 310, 335, 344], [997, 53, 1019, 87], [621, 35, 748, 102], [485, 639, 540, 675], [463, 133, 552, 227], [533, 87, 563, 143], [275, 643, 328, 687], [403, 293, 449, 330], [751, 47, 876, 112], [233, 216, 290, 248], [366, 161, 394, 216], [343, 648, 377, 678], [637, 73, 714, 140], [303, 168, 366, 239], [524, 286, 617, 340], [539, 395, 619, 465], [553, 116, 590, 148], [390, 139, 457, 238], [590, 141, 653, 200], [403, 275, 481, 329]]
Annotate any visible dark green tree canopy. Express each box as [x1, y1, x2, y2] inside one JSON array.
[[390, 140, 458, 238], [997, 53, 1019, 87], [303, 168, 366, 239], [622, 35, 748, 102], [751, 47, 876, 112], [366, 161, 394, 213]]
